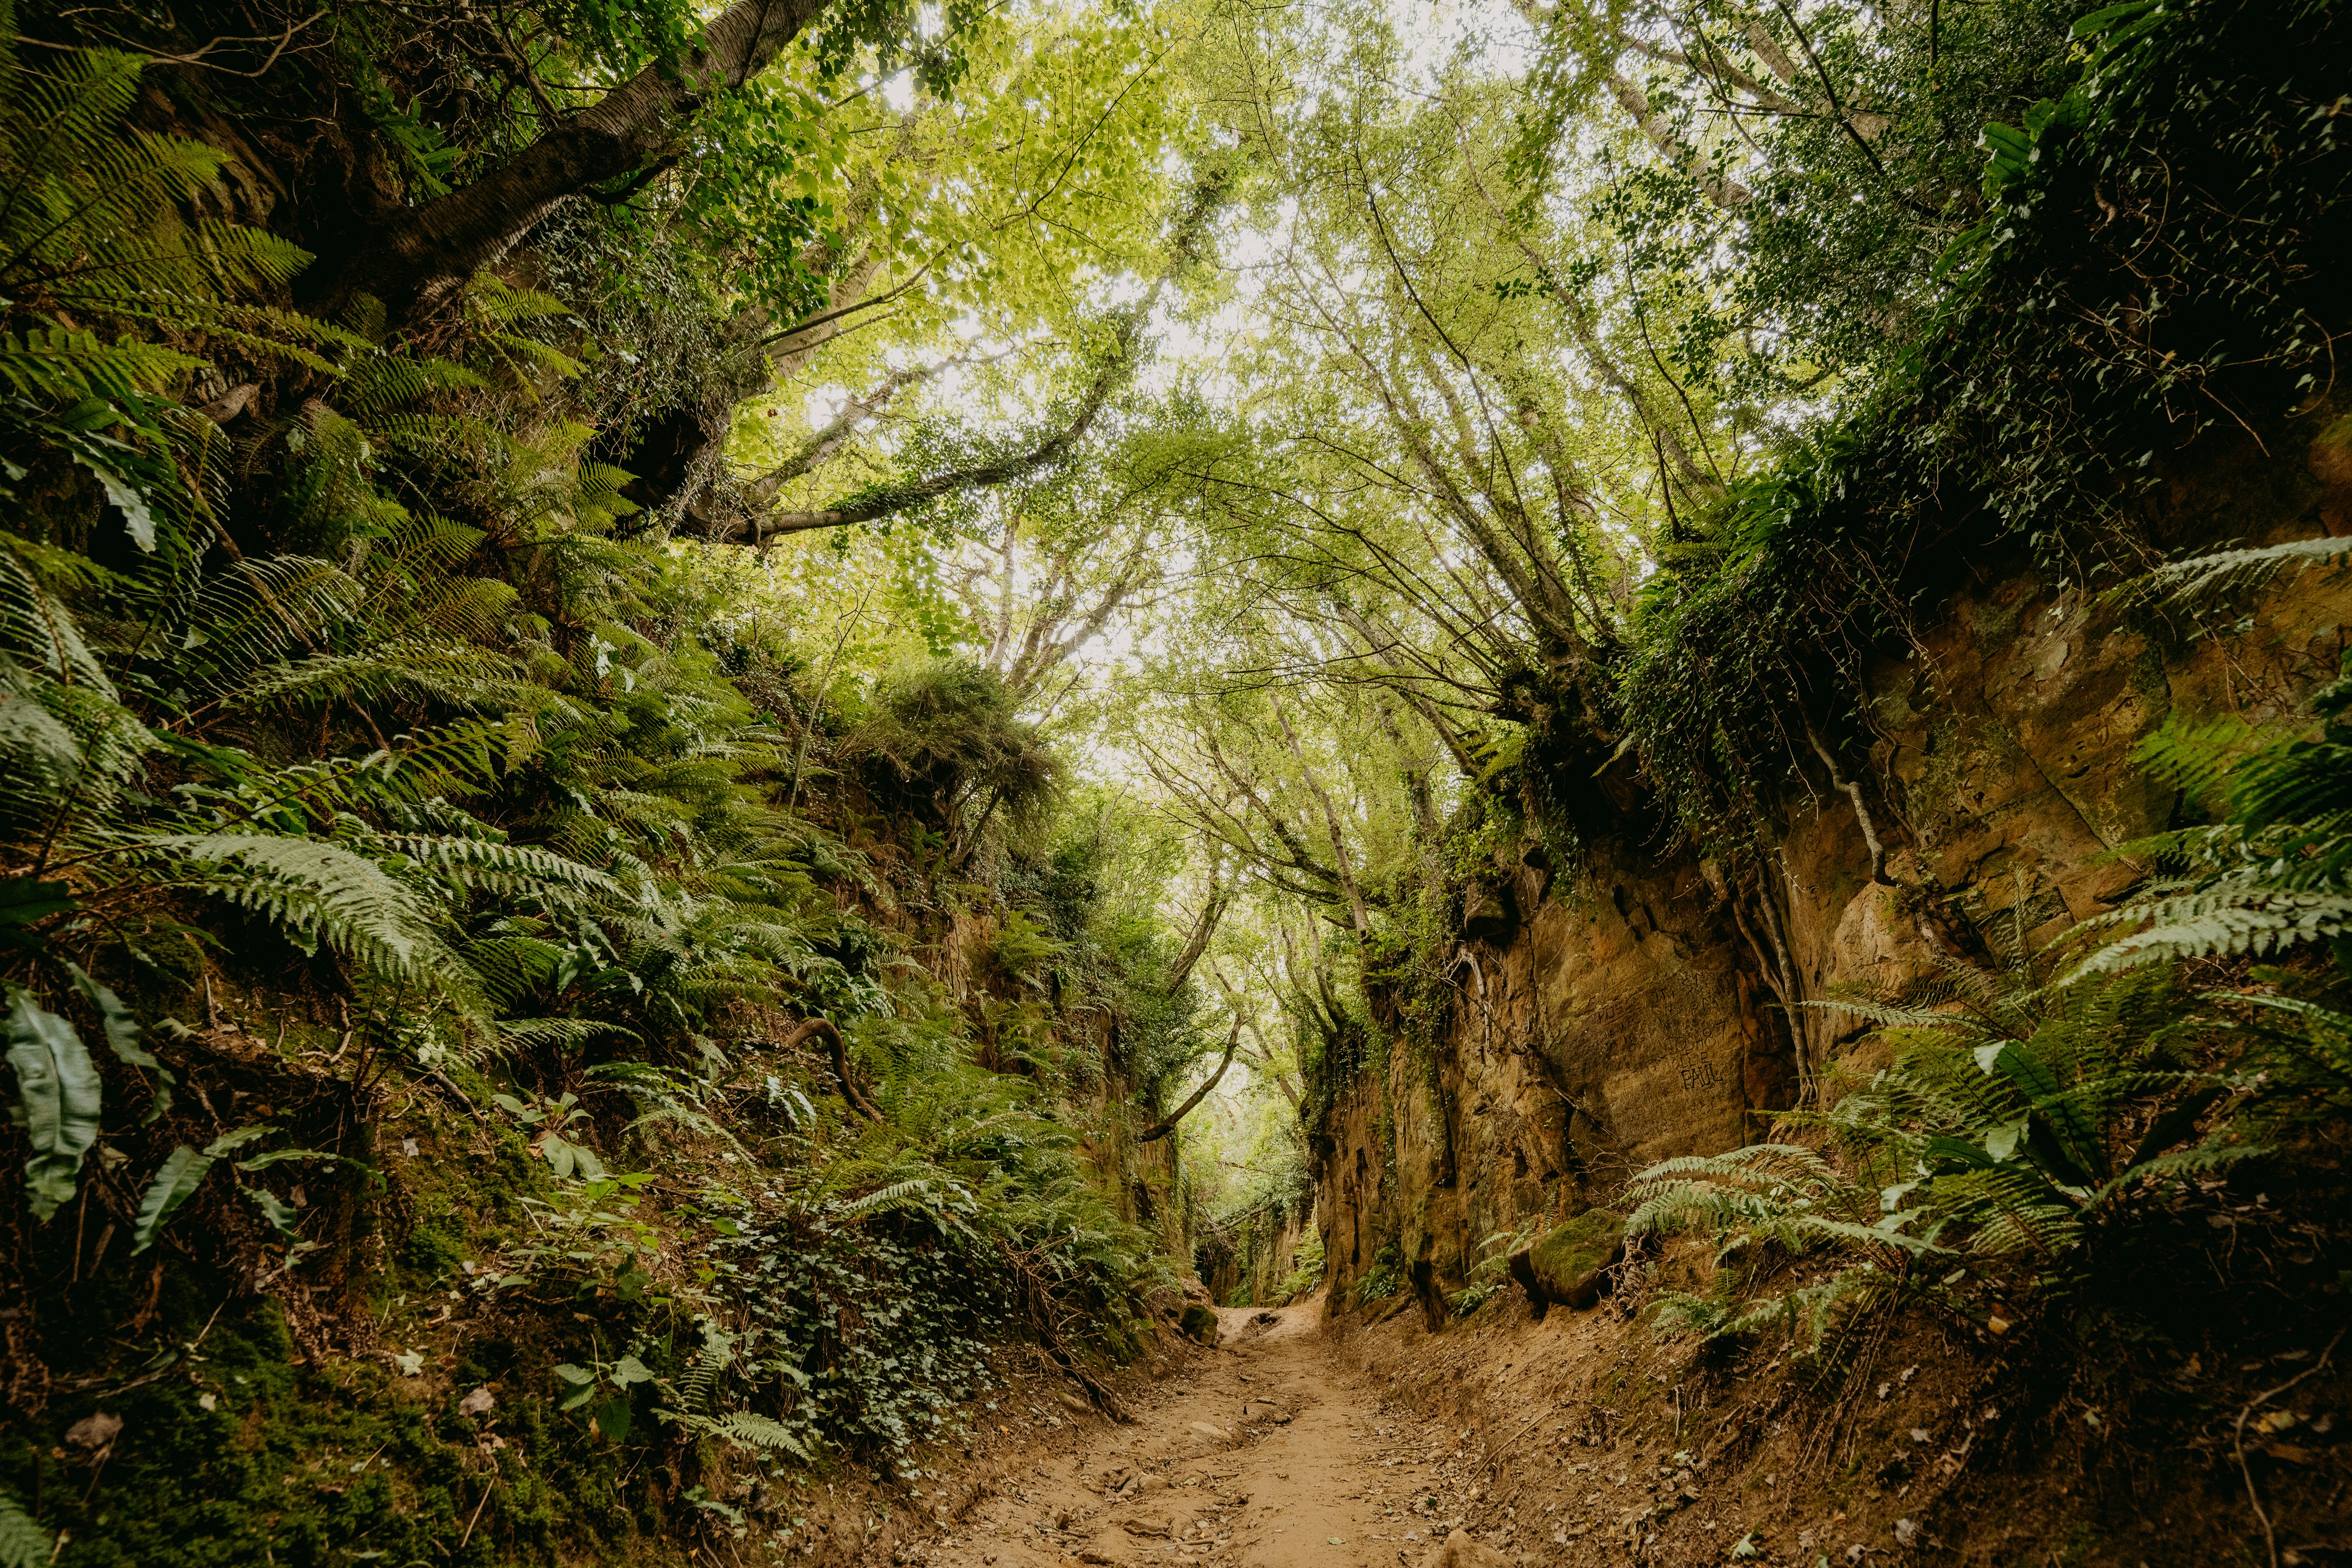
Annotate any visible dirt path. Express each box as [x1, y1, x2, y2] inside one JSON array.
[[918, 1302, 1501, 1568]]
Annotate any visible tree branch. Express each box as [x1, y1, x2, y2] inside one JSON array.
[[322, 0, 828, 324], [732, 171, 1227, 541], [1163, 885, 1231, 997], [780, 1016, 882, 1123], [1137, 1021, 1241, 1142]]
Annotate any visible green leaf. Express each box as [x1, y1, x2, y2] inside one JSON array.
[[2070, 0, 2153, 38], [2023, 1116, 2096, 1191], [5, 989, 103, 1221], [235, 1146, 353, 1172], [1925, 1136, 1996, 1170], [204, 1124, 278, 1158], [1983, 1118, 2029, 1162], [612, 1355, 653, 1386], [244, 1184, 300, 1235], [0, 879, 76, 927], [62, 961, 172, 1120], [1984, 1041, 2104, 1178], [552, 1363, 596, 1386], [589, 1393, 632, 1443], [132, 1145, 216, 1252], [540, 1133, 604, 1182], [79, 452, 158, 551]]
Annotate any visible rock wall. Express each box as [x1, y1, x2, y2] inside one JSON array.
[[1314, 415, 2352, 1324]]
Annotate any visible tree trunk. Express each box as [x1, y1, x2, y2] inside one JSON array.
[[322, 0, 828, 325]]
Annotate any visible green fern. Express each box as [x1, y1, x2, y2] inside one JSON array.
[[0, 325, 202, 402], [2077, 650, 2352, 977], [499, 1018, 640, 1050], [2112, 536, 2352, 611], [1631, 948, 2249, 1333], [377, 834, 619, 900], [659, 1408, 814, 1461], [150, 831, 463, 988], [836, 1178, 940, 1218], [0, 37, 312, 319], [2070, 885, 2352, 975], [0, 1484, 52, 1568]]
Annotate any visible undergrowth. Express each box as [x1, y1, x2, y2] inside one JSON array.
[[0, 14, 1210, 1564]]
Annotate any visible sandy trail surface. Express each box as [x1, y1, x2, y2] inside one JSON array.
[[920, 1302, 1493, 1568]]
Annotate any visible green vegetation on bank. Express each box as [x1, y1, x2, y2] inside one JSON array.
[[0, 0, 2347, 1558]]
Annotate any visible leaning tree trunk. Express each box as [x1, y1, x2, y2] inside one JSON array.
[[320, 0, 828, 325]]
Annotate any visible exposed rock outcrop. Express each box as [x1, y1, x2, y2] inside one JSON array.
[[1313, 419, 2352, 1318]]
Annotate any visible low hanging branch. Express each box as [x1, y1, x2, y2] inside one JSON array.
[[733, 170, 1229, 543], [1135, 1021, 1241, 1143], [780, 1016, 882, 1123]]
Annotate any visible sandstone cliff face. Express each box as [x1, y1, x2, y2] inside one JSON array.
[[1315, 423, 2352, 1323]]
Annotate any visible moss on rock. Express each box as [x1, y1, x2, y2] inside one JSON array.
[[1508, 1211, 1624, 1318], [1177, 1304, 1219, 1345]]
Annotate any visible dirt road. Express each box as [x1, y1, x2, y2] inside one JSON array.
[[918, 1303, 1505, 1568]]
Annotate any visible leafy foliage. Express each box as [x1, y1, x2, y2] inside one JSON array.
[[2076, 647, 2352, 975], [0, 1487, 49, 1568], [1613, 0, 2352, 854], [1625, 862, 2343, 1348], [854, 658, 1064, 849], [0, 11, 1202, 1563]]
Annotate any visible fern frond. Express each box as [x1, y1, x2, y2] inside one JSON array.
[[0, 546, 114, 690], [181, 556, 364, 694], [378, 834, 617, 900], [1800, 995, 1974, 1031], [496, 1018, 639, 1049], [709, 1412, 811, 1459], [653, 1406, 814, 1460], [2069, 887, 2352, 977], [2113, 536, 2352, 610], [836, 1179, 934, 1219], [147, 831, 464, 989], [0, 325, 201, 400]]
